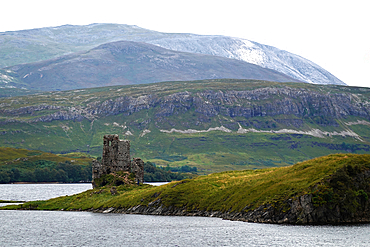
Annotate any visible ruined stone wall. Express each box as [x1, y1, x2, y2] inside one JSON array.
[[102, 134, 131, 173], [92, 134, 144, 187], [132, 158, 144, 184], [92, 160, 102, 180]]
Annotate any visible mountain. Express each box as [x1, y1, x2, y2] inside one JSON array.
[[1, 41, 298, 91], [0, 23, 345, 86], [149, 35, 345, 85], [0, 79, 368, 173]]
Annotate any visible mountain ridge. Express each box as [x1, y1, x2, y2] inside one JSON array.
[[2, 40, 299, 91], [0, 23, 345, 86]]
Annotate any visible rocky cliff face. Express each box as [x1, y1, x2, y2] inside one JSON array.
[[2, 85, 368, 128]]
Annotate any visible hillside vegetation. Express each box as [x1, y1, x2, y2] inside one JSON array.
[[0, 147, 93, 183], [0, 79, 369, 174], [4, 154, 370, 224]]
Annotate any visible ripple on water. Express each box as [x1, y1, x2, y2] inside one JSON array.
[[0, 211, 369, 247]]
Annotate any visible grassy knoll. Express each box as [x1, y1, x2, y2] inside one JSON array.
[[4, 153, 369, 214]]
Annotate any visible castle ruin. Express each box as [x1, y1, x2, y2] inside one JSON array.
[[92, 135, 144, 188]]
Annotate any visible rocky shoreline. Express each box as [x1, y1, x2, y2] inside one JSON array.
[[85, 158, 370, 225], [86, 191, 370, 225], [8, 154, 369, 226]]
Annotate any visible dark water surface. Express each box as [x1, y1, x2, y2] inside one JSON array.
[[1, 184, 369, 246]]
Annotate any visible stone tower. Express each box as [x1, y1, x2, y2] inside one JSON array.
[[92, 135, 144, 187], [102, 134, 131, 173]]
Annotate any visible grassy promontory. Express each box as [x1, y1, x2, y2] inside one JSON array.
[[2, 154, 370, 224]]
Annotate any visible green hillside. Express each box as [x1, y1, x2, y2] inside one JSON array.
[[0, 79, 369, 174], [0, 147, 94, 183], [4, 154, 370, 224]]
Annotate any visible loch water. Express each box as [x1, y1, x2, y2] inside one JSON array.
[[0, 183, 92, 205], [1, 184, 370, 246]]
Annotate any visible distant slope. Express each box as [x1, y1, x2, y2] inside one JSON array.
[[0, 23, 345, 85], [4, 41, 298, 91], [0, 87, 41, 98], [0, 147, 93, 183], [0, 79, 369, 173], [5, 154, 370, 225]]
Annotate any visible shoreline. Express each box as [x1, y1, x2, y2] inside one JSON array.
[[5, 204, 370, 225], [3, 154, 370, 226], [4, 191, 370, 225], [78, 203, 370, 225], [10, 182, 91, 184]]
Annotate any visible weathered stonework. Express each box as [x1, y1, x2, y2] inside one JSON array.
[[131, 158, 144, 184], [92, 134, 144, 188]]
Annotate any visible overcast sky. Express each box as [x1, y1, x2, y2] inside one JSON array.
[[1, 0, 369, 88]]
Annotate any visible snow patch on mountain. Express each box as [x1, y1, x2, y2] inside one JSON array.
[[232, 39, 266, 65], [148, 35, 345, 85]]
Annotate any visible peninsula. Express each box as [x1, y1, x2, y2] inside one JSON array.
[[3, 153, 370, 225]]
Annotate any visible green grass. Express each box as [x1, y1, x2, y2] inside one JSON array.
[[5, 153, 369, 213], [0, 117, 369, 175]]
